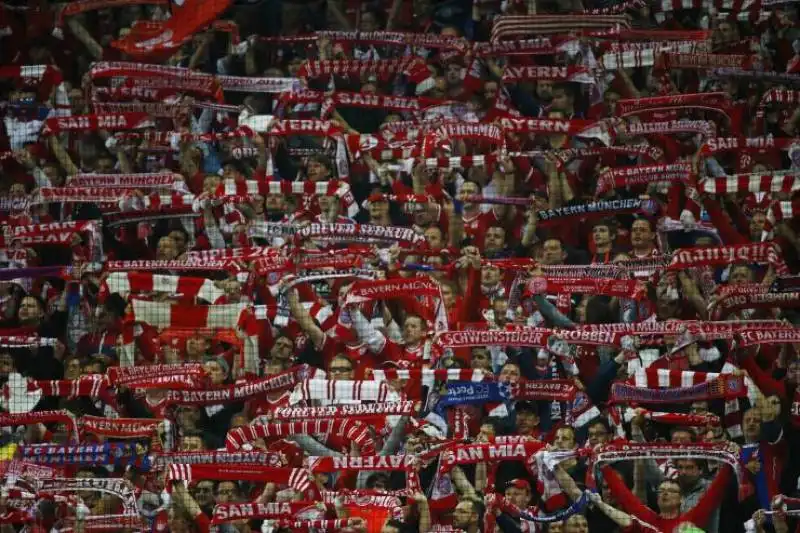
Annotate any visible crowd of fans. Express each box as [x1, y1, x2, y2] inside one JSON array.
[[0, 0, 799, 532]]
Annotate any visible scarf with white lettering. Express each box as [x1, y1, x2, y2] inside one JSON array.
[[305, 454, 416, 474], [536, 198, 644, 227], [225, 419, 376, 454], [668, 243, 788, 275], [319, 92, 442, 119], [211, 502, 326, 524], [79, 415, 160, 440], [40, 112, 152, 135], [161, 370, 310, 407], [38, 477, 138, 513], [440, 379, 577, 407], [700, 136, 799, 156], [66, 172, 182, 189], [296, 223, 425, 246], [697, 172, 799, 195], [658, 52, 762, 70], [526, 277, 647, 301], [18, 443, 142, 469], [474, 37, 576, 56], [0, 410, 79, 442], [1, 220, 100, 248], [502, 66, 596, 84], [32, 187, 134, 205], [595, 162, 691, 195], [438, 441, 546, 475], [616, 93, 729, 116], [270, 401, 416, 422], [152, 451, 287, 469], [624, 119, 716, 139], [736, 328, 800, 347], [713, 283, 800, 318], [594, 441, 743, 483], [422, 123, 506, 156], [105, 259, 245, 273]]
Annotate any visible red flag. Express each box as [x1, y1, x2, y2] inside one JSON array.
[[111, 0, 232, 59]]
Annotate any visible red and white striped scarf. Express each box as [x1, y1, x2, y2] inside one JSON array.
[[102, 272, 226, 304], [215, 74, 298, 93], [225, 419, 375, 454], [0, 410, 79, 442], [289, 379, 401, 404], [629, 365, 757, 438], [296, 57, 421, 79], [765, 200, 800, 233], [127, 299, 248, 330], [2, 220, 99, 248], [490, 15, 630, 41], [698, 172, 799, 195]]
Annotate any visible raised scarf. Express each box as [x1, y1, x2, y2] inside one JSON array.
[[501, 66, 596, 84], [700, 136, 799, 156], [536, 198, 644, 226], [595, 162, 691, 195], [714, 283, 800, 318], [162, 371, 307, 406], [668, 243, 788, 275], [270, 401, 416, 421], [211, 502, 327, 524], [40, 112, 152, 135], [38, 477, 138, 512], [296, 223, 426, 246], [66, 172, 182, 189], [526, 275, 647, 301], [166, 463, 310, 491], [79, 415, 160, 440], [765, 200, 800, 233], [440, 379, 577, 406], [33, 187, 134, 205], [105, 259, 245, 272], [697, 172, 799, 194], [296, 58, 421, 79], [737, 328, 800, 347], [658, 52, 762, 70], [110, 0, 232, 59], [2, 220, 99, 247], [225, 419, 376, 454], [490, 14, 630, 41], [624, 119, 716, 139], [473, 37, 576, 56], [288, 378, 400, 404], [318, 30, 468, 50], [616, 92, 728, 115], [152, 451, 286, 470], [438, 441, 546, 474], [0, 410, 79, 442]]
